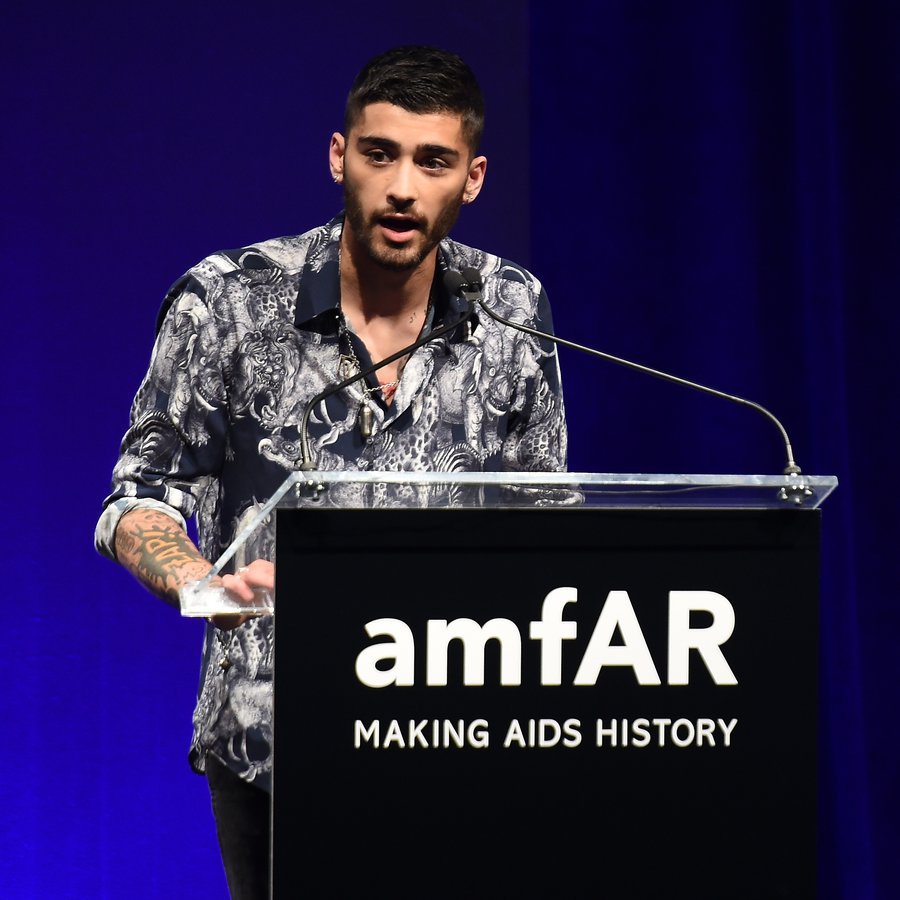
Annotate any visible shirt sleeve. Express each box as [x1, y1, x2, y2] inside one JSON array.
[[94, 272, 230, 560], [501, 285, 568, 473]]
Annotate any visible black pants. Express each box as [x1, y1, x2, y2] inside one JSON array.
[[206, 754, 271, 900]]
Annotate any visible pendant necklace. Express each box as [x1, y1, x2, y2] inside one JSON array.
[[338, 316, 403, 441], [338, 293, 433, 441]]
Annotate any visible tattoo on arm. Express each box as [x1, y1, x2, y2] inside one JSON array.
[[115, 509, 211, 604]]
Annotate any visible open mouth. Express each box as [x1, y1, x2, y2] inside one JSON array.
[[377, 216, 421, 241]]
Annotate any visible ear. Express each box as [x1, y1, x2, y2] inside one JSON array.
[[329, 132, 346, 184], [462, 155, 487, 204]]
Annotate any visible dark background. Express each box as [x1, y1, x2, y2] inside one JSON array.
[[2, 1, 895, 897]]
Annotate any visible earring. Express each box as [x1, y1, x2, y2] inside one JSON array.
[[333, 173, 343, 184]]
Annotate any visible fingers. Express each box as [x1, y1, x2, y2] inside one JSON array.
[[220, 571, 256, 604], [210, 560, 274, 631], [219, 559, 275, 604], [236, 559, 275, 591]]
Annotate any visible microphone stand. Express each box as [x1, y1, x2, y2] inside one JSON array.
[[454, 269, 805, 485], [297, 266, 809, 504]]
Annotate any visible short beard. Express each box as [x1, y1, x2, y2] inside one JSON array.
[[343, 183, 465, 272]]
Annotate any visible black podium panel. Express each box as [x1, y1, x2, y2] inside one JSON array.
[[274, 508, 818, 899]]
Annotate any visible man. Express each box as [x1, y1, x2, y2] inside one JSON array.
[[95, 45, 566, 898]]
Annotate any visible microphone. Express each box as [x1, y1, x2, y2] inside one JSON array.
[[457, 267, 804, 478], [297, 271, 478, 471]]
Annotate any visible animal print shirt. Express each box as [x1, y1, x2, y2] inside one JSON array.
[[95, 215, 567, 791]]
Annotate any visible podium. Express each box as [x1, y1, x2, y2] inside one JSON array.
[[185, 471, 837, 899]]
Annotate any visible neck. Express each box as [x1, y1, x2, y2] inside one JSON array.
[[339, 229, 436, 322]]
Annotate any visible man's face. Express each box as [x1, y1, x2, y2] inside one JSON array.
[[330, 103, 487, 272]]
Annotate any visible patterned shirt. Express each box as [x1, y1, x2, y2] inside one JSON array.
[[95, 215, 567, 790]]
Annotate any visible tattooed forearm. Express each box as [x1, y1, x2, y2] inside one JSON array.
[[115, 509, 211, 605]]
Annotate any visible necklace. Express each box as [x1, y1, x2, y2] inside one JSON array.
[[338, 292, 434, 441], [338, 318, 398, 440]]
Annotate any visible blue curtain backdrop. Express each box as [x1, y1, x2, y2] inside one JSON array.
[[2, 1, 896, 897], [529, 5, 898, 899]]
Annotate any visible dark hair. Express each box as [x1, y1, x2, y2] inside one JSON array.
[[345, 46, 485, 152]]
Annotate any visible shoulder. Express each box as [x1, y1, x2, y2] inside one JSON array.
[[232, 217, 341, 276], [439, 236, 549, 320], [182, 219, 337, 292], [156, 219, 340, 332], [441, 236, 544, 293]]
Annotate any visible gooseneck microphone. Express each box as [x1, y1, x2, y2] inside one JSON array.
[[456, 267, 803, 476], [297, 271, 478, 471]]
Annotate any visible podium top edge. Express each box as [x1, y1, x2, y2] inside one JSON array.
[[285, 471, 838, 486], [207, 472, 838, 575], [277, 472, 838, 509]]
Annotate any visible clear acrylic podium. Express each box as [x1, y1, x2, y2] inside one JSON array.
[[181, 471, 837, 899]]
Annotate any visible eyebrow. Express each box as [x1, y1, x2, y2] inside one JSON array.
[[355, 135, 461, 160]]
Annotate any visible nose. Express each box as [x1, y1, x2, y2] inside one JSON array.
[[386, 159, 417, 209]]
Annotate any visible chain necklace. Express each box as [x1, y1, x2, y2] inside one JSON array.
[[338, 315, 397, 440], [338, 293, 434, 441]]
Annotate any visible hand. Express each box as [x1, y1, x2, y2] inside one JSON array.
[[211, 559, 275, 630]]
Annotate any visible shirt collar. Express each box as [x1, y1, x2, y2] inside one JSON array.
[[293, 214, 470, 334]]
